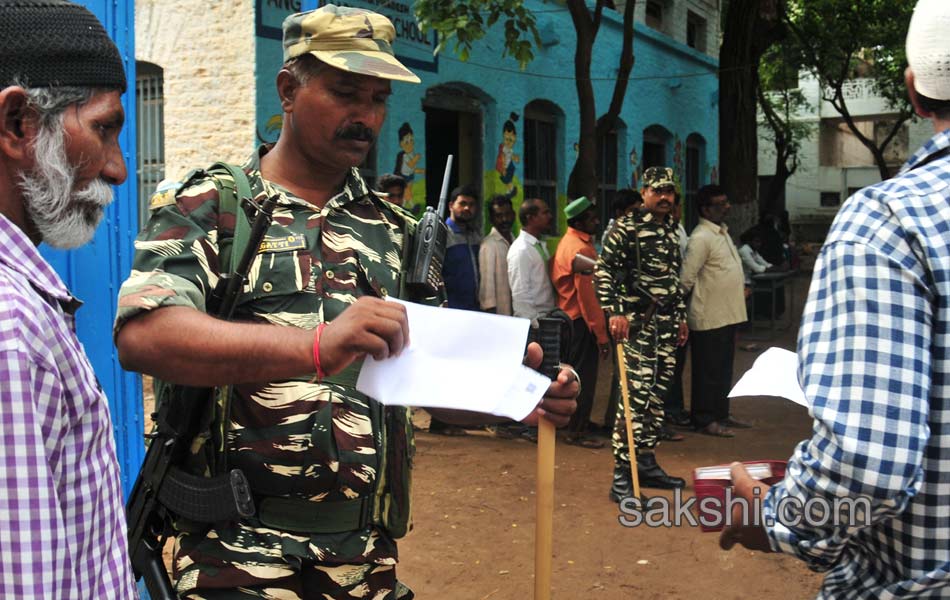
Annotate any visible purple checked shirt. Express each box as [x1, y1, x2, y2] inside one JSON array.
[[0, 214, 135, 598]]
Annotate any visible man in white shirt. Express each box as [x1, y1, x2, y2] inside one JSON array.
[[680, 185, 748, 437], [508, 197, 557, 322], [737, 229, 773, 285]]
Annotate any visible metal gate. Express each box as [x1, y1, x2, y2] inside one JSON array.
[[39, 0, 144, 500]]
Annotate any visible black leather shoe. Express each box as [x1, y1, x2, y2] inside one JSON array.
[[666, 412, 693, 428], [636, 453, 686, 489]]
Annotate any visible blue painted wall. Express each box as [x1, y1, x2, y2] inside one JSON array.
[[254, 0, 719, 236], [38, 0, 144, 498]]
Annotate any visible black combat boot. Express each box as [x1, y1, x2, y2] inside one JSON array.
[[636, 452, 686, 489], [609, 462, 632, 503], [609, 463, 648, 503]]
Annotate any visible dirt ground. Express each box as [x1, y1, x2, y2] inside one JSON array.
[[142, 270, 825, 599], [398, 272, 824, 599]]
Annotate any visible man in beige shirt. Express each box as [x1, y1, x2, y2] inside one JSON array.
[[479, 194, 515, 315], [680, 185, 748, 437]]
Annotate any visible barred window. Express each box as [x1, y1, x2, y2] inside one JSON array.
[[135, 61, 165, 228]]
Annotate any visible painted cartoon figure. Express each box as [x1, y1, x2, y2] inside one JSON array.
[[672, 136, 684, 183], [629, 148, 641, 189], [393, 122, 423, 204], [496, 112, 520, 192]]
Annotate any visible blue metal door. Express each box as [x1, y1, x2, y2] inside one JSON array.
[[39, 0, 144, 498]]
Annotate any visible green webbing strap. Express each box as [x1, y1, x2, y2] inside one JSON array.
[[209, 162, 253, 271], [206, 162, 254, 468]]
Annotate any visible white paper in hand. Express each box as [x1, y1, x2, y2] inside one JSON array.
[[728, 347, 807, 408], [355, 298, 551, 421]]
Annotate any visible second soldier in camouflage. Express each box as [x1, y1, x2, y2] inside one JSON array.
[[595, 166, 689, 501]]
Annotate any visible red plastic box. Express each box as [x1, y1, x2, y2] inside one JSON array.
[[692, 460, 787, 532]]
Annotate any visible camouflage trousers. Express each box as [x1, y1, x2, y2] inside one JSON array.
[[611, 314, 679, 464], [173, 525, 413, 600]]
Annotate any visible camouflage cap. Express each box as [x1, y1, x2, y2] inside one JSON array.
[[642, 167, 675, 189], [282, 4, 420, 84]]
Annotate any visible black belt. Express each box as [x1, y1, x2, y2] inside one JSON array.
[[257, 495, 373, 534]]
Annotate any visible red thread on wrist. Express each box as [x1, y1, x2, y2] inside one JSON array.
[[313, 322, 328, 381]]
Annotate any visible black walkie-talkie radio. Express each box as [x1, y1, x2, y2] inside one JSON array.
[[406, 154, 454, 296]]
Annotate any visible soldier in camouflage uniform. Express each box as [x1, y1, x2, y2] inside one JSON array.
[[114, 5, 577, 599], [595, 167, 689, 501]]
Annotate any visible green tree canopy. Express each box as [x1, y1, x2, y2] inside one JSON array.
[[786, 0, 916, 179]]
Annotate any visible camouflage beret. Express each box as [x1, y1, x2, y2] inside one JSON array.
[[642, 167, 675, 189], [282, 4, 420, 84]]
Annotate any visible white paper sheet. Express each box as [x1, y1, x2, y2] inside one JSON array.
[[728, 347, 808, 408], [355, 298, 552, 421]]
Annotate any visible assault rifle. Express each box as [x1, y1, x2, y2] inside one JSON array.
[[126, 174, 278, 599]]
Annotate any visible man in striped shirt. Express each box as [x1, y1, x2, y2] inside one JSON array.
[[0, 1, 135, 597], [722, 1, 950, 597]]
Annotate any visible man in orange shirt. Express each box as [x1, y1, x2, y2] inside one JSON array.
[[553, 197, 610, 448]]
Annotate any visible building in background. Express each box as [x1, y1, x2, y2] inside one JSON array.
[[758, 72, 932, 242], [135, 0, 720, 245]]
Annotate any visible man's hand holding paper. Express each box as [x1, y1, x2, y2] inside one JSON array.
[[356, 299, 577, 424]]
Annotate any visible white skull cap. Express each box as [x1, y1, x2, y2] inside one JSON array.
[[907, 0, 950, 101]]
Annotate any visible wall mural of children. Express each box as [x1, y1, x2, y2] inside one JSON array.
[[394, 122, 424, 206], [495, 112, 520, 194]]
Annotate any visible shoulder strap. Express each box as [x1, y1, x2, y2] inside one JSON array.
[[207, 162, 254, 272], [629, 214, 641, 279], [911, 146, 950, 172]]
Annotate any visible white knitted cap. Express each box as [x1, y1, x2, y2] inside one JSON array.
[[907, 0, 950, 101]]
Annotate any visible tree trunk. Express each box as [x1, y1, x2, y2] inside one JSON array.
[[719, 0, 785, 235], [762, 151, 791, 218], [566, 0, 636, 202]]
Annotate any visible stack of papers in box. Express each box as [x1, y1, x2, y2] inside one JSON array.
[[694, 463, 774, 481]]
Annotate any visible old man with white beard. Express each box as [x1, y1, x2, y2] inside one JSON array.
[[0, 1, 135, 598]]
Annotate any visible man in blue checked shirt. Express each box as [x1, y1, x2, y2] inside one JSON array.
[[721, 1, 950, 597]]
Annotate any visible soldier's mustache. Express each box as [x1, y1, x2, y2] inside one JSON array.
[[336, 124, 376, 143]]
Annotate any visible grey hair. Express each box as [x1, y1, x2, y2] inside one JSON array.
[[283, 54, 329, 86], [10, 79, 94, 130]]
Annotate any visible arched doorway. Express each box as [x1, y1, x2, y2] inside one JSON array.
[[597, 115, 627, 226], [423, 83, 487, 214], [685, 133, 707, 232]]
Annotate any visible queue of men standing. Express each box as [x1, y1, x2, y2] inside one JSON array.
[[419, 161, 755, 504]]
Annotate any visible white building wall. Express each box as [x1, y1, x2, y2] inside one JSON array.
[[135, 0, 257, 181], [759, 72, 932, 236]]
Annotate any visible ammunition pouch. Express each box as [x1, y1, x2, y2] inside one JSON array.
[[157, 358, 414, 539]]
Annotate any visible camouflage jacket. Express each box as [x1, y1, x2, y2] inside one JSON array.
[[594, 210, 686, 322], [116, 145, 437, 565]]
